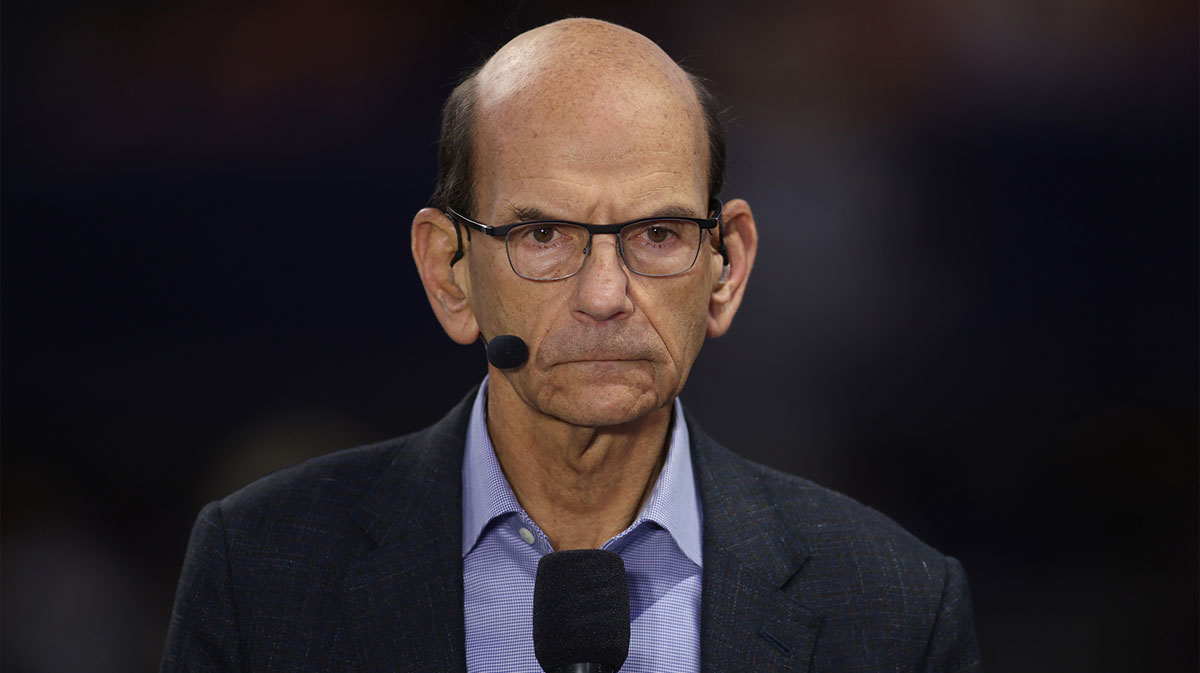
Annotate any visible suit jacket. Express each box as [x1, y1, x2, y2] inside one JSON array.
[[162, 388, 982, 672]]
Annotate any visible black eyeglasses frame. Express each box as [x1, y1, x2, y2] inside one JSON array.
[[444, 198, 727, 279]]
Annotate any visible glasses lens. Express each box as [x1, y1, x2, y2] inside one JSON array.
[[620, 220, 703, 276], [507, 223, 590, 280]]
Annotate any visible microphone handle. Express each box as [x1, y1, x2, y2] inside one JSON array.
[[548, 665, 618, 673]]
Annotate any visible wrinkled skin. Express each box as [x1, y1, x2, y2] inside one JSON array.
[[411, 18, 757, 549]]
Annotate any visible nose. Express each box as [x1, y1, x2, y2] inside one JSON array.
[[569, 235, 634, 324]]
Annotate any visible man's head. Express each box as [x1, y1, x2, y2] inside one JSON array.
[[430, 27, 727, 223], [412, 18, 757, 428]]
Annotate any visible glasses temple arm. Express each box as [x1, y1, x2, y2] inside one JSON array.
[[448, 212, 470, 267]]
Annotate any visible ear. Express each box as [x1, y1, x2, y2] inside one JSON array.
[[706, 198, 758, 337], [411, 207, 479, 345]]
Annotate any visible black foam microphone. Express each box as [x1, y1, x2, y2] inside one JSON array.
[[533, 550, 630, 673], [485, 334, 529, 369]]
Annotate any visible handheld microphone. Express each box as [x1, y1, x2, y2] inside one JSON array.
[[485, 334, 529, 369], [533, 550, 630, 673]]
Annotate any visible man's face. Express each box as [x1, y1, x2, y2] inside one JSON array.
[[462, 61, 717, 428]]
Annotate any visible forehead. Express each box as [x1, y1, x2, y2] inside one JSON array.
[[472, 31, 708, 217]]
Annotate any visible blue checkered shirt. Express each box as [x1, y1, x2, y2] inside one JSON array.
[[462, 378, 703, 672]]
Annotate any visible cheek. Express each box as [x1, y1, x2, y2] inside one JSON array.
[[468, 246, 523, 334], [470, 259, 569, 345], [639, 277, 711, 364], [677, 291, 711, 358]]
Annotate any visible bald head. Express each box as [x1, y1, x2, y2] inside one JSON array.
[[476, 19, 697, 120], [431, 19, 725, 218]]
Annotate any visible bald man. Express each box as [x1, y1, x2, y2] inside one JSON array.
[[163, 19, 981, 673]]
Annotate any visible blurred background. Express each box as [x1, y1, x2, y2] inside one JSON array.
[[2, 0, 1195, 671]]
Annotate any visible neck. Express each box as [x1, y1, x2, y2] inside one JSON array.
[[485, 378, 673, 551]]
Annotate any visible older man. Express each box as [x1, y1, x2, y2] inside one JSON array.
[[163, 18, 981, 673]]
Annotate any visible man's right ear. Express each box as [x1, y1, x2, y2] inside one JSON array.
[[411, 207, 480, 345]]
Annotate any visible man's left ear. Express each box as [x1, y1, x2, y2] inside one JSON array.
[[707, 198, 758, 337]]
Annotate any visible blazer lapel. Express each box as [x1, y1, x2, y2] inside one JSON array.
[[341, 391, 476, 673], [688, 414, 823, 673]]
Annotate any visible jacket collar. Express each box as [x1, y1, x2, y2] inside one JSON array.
[[342, 387, 477, 673], [350, 387, 475, 547], [686, 409, 823, 672]]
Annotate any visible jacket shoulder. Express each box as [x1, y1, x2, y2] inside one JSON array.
[[163, 393, 476, 671], [218, 438, 402, 531], [215, 387, 476, 542], [750, 457, 945, 566], [691, 428, 981, 668], [689, 419, 958, 618], [688, 417, 945, 570]]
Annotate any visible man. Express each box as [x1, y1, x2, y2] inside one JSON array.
[[163, 18, 981, 673]]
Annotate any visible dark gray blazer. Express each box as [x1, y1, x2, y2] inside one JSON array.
[[162, 389, 982, 672]]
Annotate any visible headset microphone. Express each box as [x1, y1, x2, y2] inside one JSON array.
[[485, 334, 530, 369]]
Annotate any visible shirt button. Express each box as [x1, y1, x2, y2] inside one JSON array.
[[518, 527, 536, 545]]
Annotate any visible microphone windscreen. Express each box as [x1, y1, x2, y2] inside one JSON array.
[[533, 550, 630, 672], [486, 334, 529, 369]]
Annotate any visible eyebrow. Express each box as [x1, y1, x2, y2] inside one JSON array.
[[505, 203, 703, 224]]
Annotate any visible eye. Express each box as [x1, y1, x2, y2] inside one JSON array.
[[530, 225, 557, 244], [645, 225, 674, 243]]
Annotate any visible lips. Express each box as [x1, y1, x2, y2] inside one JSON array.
[[534, 331, 662, 365], [562, 358, 644, 364]]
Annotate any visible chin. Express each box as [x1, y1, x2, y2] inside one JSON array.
[[538, 381, 666, 428]]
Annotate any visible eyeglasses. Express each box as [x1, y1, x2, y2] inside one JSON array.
[[446, 198, 726, 281]]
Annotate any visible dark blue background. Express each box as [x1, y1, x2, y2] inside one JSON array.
[[3, 1, 1196, 671]]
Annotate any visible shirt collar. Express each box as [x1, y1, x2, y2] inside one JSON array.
[[461, 376, 702, 567]]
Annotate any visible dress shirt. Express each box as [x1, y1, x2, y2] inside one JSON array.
[[462, 377, 703, 672]]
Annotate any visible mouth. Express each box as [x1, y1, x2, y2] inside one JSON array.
[[536, 333, 661, 367], [551, 357, 655, 370], [560, 358, 646, 364]]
